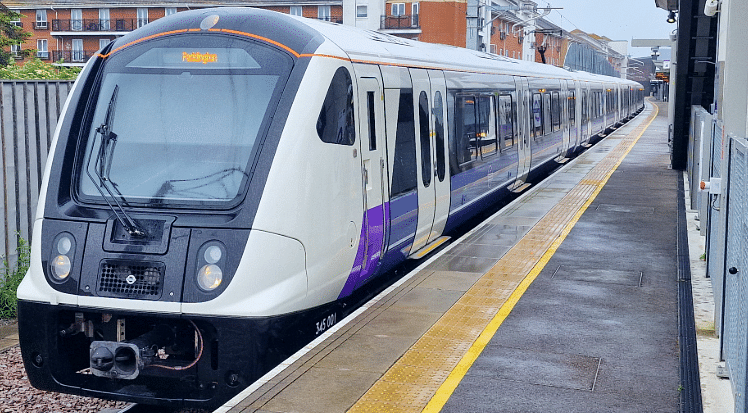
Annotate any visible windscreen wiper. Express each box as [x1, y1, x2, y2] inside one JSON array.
[[85, 85, 147, 238]]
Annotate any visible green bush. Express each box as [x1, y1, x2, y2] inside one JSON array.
[[0, 58, 81, 80], [0, 237, 30, 319]]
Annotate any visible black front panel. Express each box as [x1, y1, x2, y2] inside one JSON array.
[[77, 223, 190, 302]]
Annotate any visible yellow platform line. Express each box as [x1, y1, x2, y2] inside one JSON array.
[[347, 102, 659, 413]]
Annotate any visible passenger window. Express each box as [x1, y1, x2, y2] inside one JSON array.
[[390, 89, 417, 198], [498, 95, 514, 149], [434, 91, 446, 182], [531, 93, 542, 138], [477, 95, 497, 157], [551, 92, 561, 131], [418, 91, 431, 187], [581, 90, 588, 123], [316, 67, 355, 145], [456, 96, 478, 166]]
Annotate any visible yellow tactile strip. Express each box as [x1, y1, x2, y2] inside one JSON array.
[[348, 104, 659, 413]]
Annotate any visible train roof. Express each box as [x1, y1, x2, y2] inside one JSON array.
[[108, 7, 636, 87]]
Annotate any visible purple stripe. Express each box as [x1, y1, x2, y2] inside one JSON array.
[[338, 202, 390, 298]]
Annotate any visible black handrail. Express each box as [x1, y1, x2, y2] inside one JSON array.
[[380, 14, 419, 30], [52, 19, 144, 32]]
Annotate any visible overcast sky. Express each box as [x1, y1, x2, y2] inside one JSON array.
[[539, 0, 675, 58]]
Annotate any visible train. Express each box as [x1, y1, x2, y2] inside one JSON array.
[[16, 7, 644, 410]]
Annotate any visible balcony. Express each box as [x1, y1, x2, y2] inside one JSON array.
[[52, 19, 142, 33], [317, 16, 343, 24], [380, 14, 420, 30], [52, 50, 96, 63]]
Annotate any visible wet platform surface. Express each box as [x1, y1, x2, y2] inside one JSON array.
[[216, 100, 680, 413]]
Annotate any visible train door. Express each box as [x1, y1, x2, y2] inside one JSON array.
[[558, 81, 571, 160], [514, 77, 531, 183], [581, 87, 589, 144], [426, 70, 450, 245], [567, 80, 578, 150], [354, 67, 388, 282], [409, 68, 436, 254]]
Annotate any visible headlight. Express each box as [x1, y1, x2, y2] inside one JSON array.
[[196, 241, 227, 292], [49, 233, 76, 282], [197, 264, 223, 291], [52, 255, 71, 279]]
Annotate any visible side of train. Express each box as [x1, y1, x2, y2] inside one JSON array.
[[17, 8, 644, 409]]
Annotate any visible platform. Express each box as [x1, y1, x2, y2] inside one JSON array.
[[213, 100, 697, 413]]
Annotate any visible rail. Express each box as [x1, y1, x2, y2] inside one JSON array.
[[380, 14, 420, 30], [52, 18, 145, 32]]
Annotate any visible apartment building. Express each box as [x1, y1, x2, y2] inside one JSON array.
[[3, 1, 343, 66]]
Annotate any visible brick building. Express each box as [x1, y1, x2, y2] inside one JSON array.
[[3, 1, 343, 66]]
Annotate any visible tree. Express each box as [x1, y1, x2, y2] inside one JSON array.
[[0, 3, 32, 66]]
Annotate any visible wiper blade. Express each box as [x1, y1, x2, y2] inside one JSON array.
[[85, 85, 147, 238]]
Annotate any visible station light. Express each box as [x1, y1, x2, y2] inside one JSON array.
[[667, 11, 677, 24]]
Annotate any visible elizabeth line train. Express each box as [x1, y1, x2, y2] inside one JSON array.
[[16, 7, 644, 409]]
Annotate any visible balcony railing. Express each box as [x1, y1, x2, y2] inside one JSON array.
[[317, 16, 343, 24], [52, 50, 96, 63], [380, 14, 419, 30], [52, 19, 143, 32]]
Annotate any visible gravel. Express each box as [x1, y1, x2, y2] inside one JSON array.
[[0, 345, 129, 413]]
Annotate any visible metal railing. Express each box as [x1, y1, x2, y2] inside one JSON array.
[[52, 18, 145, 32], [317, 16, 343, 24], [52, 50, 96, 63], [380, 14, 420, 30]]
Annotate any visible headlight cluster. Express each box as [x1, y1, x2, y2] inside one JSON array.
[[50, 233, 76, 281], [196, 242, 227, 291]]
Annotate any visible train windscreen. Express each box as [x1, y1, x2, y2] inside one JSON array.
[[76, 34, 293, 207]]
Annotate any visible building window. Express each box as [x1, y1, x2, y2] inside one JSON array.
[[137, 8, 149, 28], [36, 9, 48, 29], [391, 3, 405, 16], [317, 5, 331, 21], [165, 8, 177, 16], [99, 9, 110, 30], [71, 9, 82, 31], [99, 38, 110, 50], [10, 44, 21, 58], [290, 6, 303, 16], [72, 39, 84, 62], [412, 2, 419, 16], [357, 5, 367, 17], [37, 39, 48, 59], [10, 10, 21, 27]]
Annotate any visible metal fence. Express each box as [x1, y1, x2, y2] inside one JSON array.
[[723, 135, 748, 412], [697, 100, 748, 411], [0, 80, 74, 271]]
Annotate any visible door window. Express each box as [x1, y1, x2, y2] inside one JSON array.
[[418, 91, 431, 187], [434, 91, 445, 182]]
